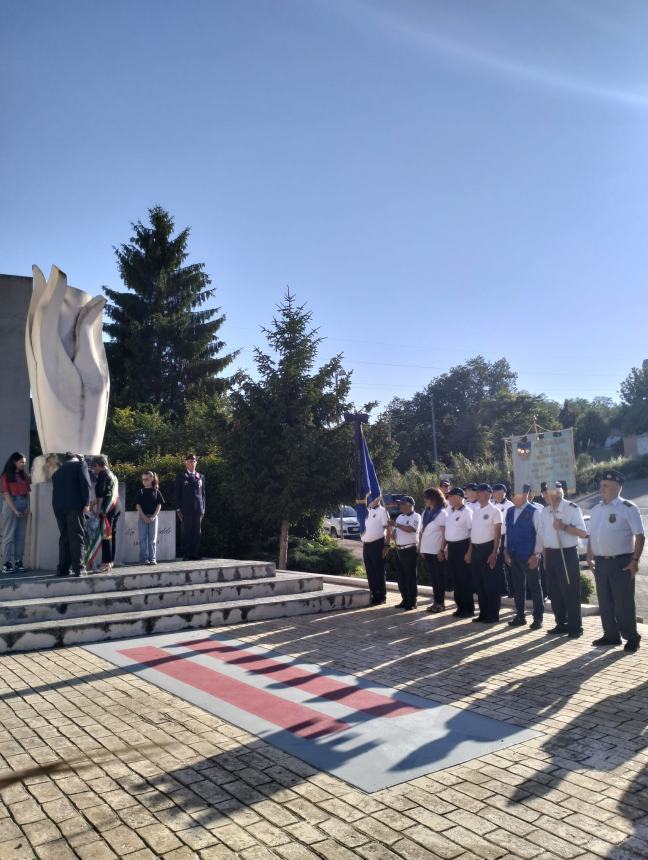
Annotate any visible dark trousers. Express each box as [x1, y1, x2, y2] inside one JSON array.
[[472, 540, 500, 621], [363, 538, 386, 602], [545, 546, 582, 633], [396, 546, 418, 608], [55, 508, 86, 575], [511, 554, 544, 620], [181, 513, 203, 559], [448, 539, 473, 615], [499, 538, 513, 596], [594, 554, 639, 644], [101, 510, 119, 564], [423, 553, 446, 605]]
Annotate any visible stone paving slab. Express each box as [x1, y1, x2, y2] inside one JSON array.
[[1, 596, 648, 859]]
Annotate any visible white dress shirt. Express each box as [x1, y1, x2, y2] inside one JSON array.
[[470, 502, 503, 545], [493, 498, 514, 535], [444, 505, 473, 541], [361, 505, 390, 543], [589, 496, 645, 557], [394, 512, 421, 547], [419, 508, 448, 555], [535, 499, 586, 552]]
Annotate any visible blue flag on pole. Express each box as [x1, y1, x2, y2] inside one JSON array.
[[350, 416, 381, 533]]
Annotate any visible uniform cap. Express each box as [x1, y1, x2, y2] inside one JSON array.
[[400, 495, 415, 505], [541, 481, 562, 492], [600, 469, 624, 484], [477, 482, 493, 493], [463, 482, 478, 491], [522, 483, 532, 493], [448, 487, 465, 498], [439, 479, 451, 487], [493, 483, 507, 492]]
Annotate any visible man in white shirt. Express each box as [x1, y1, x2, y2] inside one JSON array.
[[392, 496, 421, 611], [588, 469, 645, 653], [420, 487, 448, 613], [361, 497, 391, 606], [466, 483, 503, 623], [535, 482, 588, 638], [463, 483, 480, 511], [493, 482, 515, 597], [443, 488, 474, 618]]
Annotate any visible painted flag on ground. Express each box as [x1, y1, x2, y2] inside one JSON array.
[[348, 415, 381, 533]]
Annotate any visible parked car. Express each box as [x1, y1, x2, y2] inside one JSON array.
[[323, 506, 361, 538]]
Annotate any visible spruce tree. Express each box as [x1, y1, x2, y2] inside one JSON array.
[[226, 290, 351, 569], [104, 206, 236, 415]]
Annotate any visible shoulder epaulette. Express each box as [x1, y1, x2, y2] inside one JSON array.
[[569, 502, 577, 508], [623, 500, 633, 507]]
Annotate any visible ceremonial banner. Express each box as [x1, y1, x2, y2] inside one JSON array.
[[346, 413, 381, 533], [510, 428, 576, 493]]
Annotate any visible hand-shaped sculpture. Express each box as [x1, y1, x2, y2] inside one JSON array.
[[26, 265, 110, 455]]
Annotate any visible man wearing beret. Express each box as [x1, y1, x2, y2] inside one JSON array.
[[535, 482, 588, 638], [463, 483, 480, 512], [588, 470, 645, 653], [466, 483, 503, 623], [443, 487, 474, 617], [392, 496, 421, 611]]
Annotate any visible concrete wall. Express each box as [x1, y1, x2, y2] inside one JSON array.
[[0, 275, 32, 465]]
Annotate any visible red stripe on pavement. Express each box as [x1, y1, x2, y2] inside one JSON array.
[[177, 638, 420, 719], [119, 646, 349, 740]]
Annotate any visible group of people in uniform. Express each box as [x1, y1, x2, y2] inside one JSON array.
[[361, 470, 645, 653]]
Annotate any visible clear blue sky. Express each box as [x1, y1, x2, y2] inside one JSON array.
[[3, 0, 648, 411]]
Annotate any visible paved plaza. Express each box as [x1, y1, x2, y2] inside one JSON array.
[[1, 596, 648, 860]]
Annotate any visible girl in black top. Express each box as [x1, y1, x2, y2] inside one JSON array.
[[136, 471, 165, 565]]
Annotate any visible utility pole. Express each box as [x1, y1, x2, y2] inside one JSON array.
[[430, 392, 438, 467]]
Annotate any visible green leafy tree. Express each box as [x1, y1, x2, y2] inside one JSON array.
[[620, 364, 648, 434], [104, 206, 237, 415], [225, 290, 351, 569]]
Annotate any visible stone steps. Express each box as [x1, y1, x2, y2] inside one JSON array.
[[0, 573, 323, 625], [0, 559, 371, 653], [0, 583, 369, 654], [0, 559, 275, 600]]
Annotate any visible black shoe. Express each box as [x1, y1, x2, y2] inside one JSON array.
[[547, 626, 569, 635], [2, 562, 13, 574], [592, 636, 622, 647], [530, 619, 543, 630], [14, 560, 25, 572], [459, 612, 475, 618], [395, 601, 406, 608], [624, 640, 640, 653], [451, 610, 463, 617], [56, 570, 70, 578], [568, 630, 583, 639], [472, 616, 487, 624], [403, 605, 416, 611], [508, 617, 527, 627]]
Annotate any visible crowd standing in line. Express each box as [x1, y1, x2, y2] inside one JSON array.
[[359, 470, 645, 653]]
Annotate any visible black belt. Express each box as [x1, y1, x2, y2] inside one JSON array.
[[397, 545, 417, 551], [595, 553, 632, 560]]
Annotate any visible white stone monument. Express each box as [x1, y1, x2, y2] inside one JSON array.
[[26, 264, 111, 569]]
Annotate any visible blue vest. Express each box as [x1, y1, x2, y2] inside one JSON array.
[[506, 504, 537, 558]]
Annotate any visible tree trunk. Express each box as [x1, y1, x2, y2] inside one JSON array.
[[278, 519, 289, 570]]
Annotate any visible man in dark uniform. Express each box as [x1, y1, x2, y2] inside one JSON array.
[[51, 453, 92, 577], [588, 470, 645, 653], [175, 454, 206, 560]]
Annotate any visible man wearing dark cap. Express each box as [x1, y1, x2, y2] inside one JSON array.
[[493, 483, 514, 596], [392, 496, 421, 610], [443, 488, 474, 617], [535, 482, 588, 637], [466, 483, 503, 623], [588, 470, 645, 653], [505, 486, 543, 629], [464, 483, 479, 512], [175, 454, 206, 560], [439, 479, 451, 500]]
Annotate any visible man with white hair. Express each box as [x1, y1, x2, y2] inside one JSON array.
[[535, 481, 588, 638], [588, 470, 645, 653]]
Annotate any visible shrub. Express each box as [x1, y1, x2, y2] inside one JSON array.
[[580, 571, 594, 604]]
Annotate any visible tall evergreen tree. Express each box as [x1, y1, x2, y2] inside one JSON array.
[[104, 206, 236, 415], [226, 290, 351, 569]]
